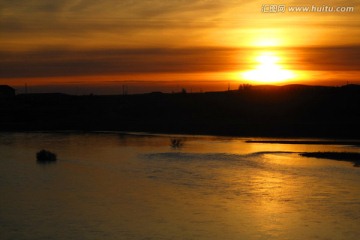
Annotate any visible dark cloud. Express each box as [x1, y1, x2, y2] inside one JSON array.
[[292, 46, 360, 71], [1, 46, 359, 79], [0, 47, 242, 78]]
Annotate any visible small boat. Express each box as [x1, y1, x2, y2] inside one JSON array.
[[36, 150, 57, 162]]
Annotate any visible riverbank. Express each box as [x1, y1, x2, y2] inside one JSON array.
[[246, 140, 360, 146]]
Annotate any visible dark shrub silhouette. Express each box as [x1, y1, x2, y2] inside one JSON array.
[[170, 138, 184, 148], [238, 83, 252, 91]]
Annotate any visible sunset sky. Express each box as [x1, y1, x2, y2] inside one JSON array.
[[1, 0, 359, 94]]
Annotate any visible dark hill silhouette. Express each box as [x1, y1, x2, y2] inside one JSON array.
[[1, 84, 360, 138], [0, 85, 15, 97]]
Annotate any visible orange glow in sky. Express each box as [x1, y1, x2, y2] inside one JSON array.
[[0, 0, 359, 93]]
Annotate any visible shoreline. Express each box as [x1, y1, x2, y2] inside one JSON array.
[[1, 130, 360, 144], [300, 152, 360, 167], [246, 140, 360, 146]]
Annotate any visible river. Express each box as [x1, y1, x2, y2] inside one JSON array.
[[1, 132, 360, 240]]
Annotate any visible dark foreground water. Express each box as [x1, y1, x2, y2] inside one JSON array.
[[1, 132, 360, 240]]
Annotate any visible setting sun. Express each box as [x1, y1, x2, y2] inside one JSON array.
[[242, 51, 295, 84]]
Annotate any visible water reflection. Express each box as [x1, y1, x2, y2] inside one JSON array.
[[0, 132, 360, 240]]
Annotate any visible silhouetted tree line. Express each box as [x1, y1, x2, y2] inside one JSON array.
[[0, 85, 359, 138]]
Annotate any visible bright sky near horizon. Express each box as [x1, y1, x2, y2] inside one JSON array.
[[1, 0, 360, 94]]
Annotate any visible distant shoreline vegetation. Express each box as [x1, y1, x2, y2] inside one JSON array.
[[0, 84, 360, 139]]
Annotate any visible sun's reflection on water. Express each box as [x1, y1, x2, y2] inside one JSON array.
[[1, 133, 360, 239]]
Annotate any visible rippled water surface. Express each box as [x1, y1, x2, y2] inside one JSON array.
[[1, 132, 360, 240]]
